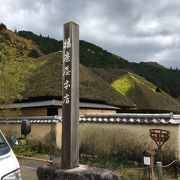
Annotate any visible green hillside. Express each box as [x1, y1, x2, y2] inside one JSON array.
[[0, 26, 38, 106], [111, 73, 180, 112], [1, 26, 180, 112], [18, 31, 60, 54], [0, 29, 43, 58], [0, 27, 133, 108], [18, 30, 180, 99]]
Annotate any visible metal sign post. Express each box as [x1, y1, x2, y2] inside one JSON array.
[[149, 129, 170, 162], [61, 22, 79, 169]]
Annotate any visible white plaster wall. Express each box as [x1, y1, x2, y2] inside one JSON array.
[[80, 123, 180, 161]]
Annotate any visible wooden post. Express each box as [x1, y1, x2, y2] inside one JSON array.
[[150, 152, 155, 180], [157, 162, 163, 180], [143, 166, 148, 180], [61, 22, 79, 169]]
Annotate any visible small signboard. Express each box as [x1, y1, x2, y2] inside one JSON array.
[[143, 156, 151, 166]]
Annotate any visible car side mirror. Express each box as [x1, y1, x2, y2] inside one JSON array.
[[21, 119, 31, 138], [11, 135, 18, 145]]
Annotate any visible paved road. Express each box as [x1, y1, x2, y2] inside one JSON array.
[[21, 165, 38, 180], [20, 156, 61, 180], [20, 159, 45, 180]]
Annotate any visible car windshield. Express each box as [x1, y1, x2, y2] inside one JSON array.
[[0, 132, 7, 148], [0, 132, 10, 156]]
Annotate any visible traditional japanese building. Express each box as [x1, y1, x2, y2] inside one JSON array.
[[0, 51, 134, 117]]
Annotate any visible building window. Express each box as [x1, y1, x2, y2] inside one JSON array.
[[47, 107, 58, 116]]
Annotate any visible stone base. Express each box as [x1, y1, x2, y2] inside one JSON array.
[[37, 164, 120, 180]]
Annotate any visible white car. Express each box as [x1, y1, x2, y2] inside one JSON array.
[[0, 130, 22, 180]]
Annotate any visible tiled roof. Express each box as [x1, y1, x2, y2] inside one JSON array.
[[80, 113, 180, 125], [0, 113, 180, 125], [0, 116, 62, 124]]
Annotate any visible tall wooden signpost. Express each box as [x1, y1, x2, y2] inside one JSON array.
[[62, 22, 79, 169], [37, 22, 119, 179]]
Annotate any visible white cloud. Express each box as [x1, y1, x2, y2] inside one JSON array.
[[0, 0, 179, 68], [150, 48, 180, 68]]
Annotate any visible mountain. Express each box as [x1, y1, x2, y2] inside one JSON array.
[[144, 61, 166, 69], [18, 31, 60, 54], [111, 73, 180, 112], [0, 28, 43, 58], [17, 30, 180, 100], [1, 27, 179, 112], [0, 28, 133, 108]]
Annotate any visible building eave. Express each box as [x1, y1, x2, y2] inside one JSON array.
[[2, 99, 120, 110]]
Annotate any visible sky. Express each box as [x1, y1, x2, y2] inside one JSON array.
[[0, 0, 180, 69]]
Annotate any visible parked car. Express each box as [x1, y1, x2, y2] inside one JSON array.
[[0, 130, 21, 179], [0, 119, 31, 180]]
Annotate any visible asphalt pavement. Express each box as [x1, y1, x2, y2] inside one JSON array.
[[19, 156, 61, 180], [20, 159, 45, 180], [21, 165, 38, 180]]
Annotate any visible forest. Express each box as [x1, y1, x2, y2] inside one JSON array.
[[18, 30, 180, 100]]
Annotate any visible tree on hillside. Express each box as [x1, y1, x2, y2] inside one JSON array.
[[0, 23, 7, 30], [17, 30, 180, 99], [18, 31, 61, 54], [0, 43, 35, 118]]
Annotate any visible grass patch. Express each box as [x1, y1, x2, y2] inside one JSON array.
[[80, 154, 141, 170], [12, 143, 59, 158], [111, 76, 132, 96], [80, 154, 143, 179], [79, 154, 179, 180]]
